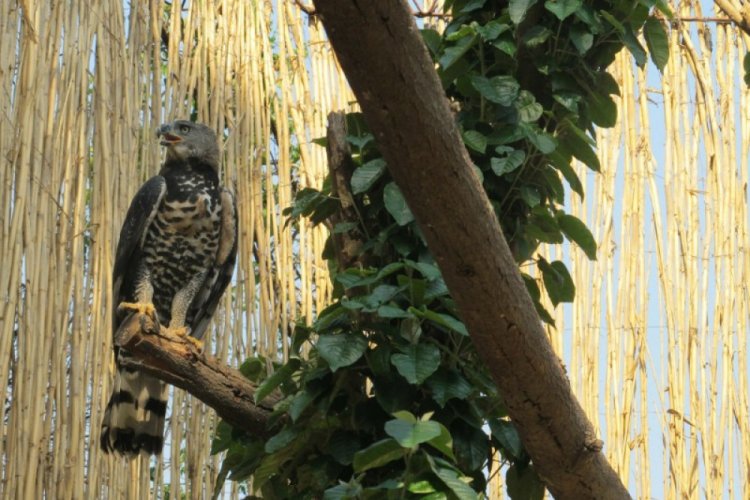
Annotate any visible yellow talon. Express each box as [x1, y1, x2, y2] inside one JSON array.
[[166, 326, 204, 351], [117, 302, 157, 319]]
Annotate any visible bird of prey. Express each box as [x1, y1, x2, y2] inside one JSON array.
[[100, 120, 237, 456]]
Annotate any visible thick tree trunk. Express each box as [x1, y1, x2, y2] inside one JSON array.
[[309, 0, 630, 498]]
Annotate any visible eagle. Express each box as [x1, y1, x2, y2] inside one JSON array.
[[100, 120, 238, 456]]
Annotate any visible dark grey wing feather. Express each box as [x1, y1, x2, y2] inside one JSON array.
[[112, 176, 167, 330], [188, 187, 238, 340]]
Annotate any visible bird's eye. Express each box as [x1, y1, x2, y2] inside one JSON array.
[[180, 125, 190, 134]]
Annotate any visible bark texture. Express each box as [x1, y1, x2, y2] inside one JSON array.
[[310, 0, 630, 497]]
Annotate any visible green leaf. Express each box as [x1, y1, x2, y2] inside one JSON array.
[[408, 480, 439, 494], [520, 186, 541, 207], [427, 368, 474, 407], [471, 75, 520, 106], [265, 427, 300, 453], [421, 29, 442, 56], [288, 388, 315, 421], [557, 213, 597, 259], [426, 422, 457, 461], [385, 418, 442, 448], [453, 423, 490, 472], [515, 91, 543, 122], [544, 0, 581, 20], [317, 333, 368, 372], [211, 420, 233, 455], [324, 480, 363, 500], [643, 17, 669, 72], [621, 27, 647, 67], [431, 462, 479, 500], [538, 258, 575, 306], [460, 0, 487, 12], [351, 158, 387, 194], [439, 34, 476, 70], [519, 123, 557, 153], [599, 9, 625, 34], [353, 439, 406, 472], [254, 358, 300, 403], [489, 419, 524, 461], [587, 91, 617, 128], [411, 307, 469, 336], [521, 26, 552, 47], [391, 343, 441, 384], [491, 150, 525, 176], [377, 304, 413, 318], [475, 20, 509, 40], [509, 0, 539, 24], [506, 464, 545, 500], [383, 182, 414, 226], [239, 357, 264, 382], [569, 25, 593, 54], [560, 124, 600, 172], [462, 130, 488, 154]]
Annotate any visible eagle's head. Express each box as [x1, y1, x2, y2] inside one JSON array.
[[157, 120, 219, 169]]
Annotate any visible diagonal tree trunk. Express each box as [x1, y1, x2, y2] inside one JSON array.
[[309, 0, 630, 497]]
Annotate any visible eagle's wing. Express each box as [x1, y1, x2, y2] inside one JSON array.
[[112, 175, 167, 329], [187, 187, 238, 340]]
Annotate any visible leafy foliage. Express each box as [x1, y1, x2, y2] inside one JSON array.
[[213, 0, 670, 497]]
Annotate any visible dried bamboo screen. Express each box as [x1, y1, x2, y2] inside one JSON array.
[[0, 0, 748, 499]]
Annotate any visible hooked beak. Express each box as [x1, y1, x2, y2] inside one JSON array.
[[156, 124, 183, 146]]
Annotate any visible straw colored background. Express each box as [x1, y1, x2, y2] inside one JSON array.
[[0, 0, 747, 498]]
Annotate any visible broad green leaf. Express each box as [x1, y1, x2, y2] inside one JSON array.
[[621, 27, 647, 67], [411, 307, 469, 336], [421, 29, 442, 56], [431, 463, 479, 500], [491, 150, 525, 176], [509, 0, 539, 24], [520, 186, 541, 207], [317, 333, 368, 372], [587, 91, 617, 127], [569, 25, 593, 54], [385, 418, 442, 448], [254, 358, 300, 403], [265, 427, 299, 453], [324, 481, 363, 500], [391, 343, 441, 384], [239, 357, 264, 382], [288, 388, 315, 421], [210, 420, 233, 455], [426, 421, 457, 460], [383, 182, 414, 226], [560, 126, 600, 172], [445, 25, 476, 42], [427, 368, 473, 407], [538, 258, 575, 306], [544, 0, 581, 20], [643, 17, 669, 72], [439, 35, 476, 70], [351, 158, 387, 194], [520, 123, 557, 153], [515, 91, 543, 122], [521, 26, 552, 47], [462, 130, 488, 154], [408, 480, 439, 494], [557, 213, 597, 259], [377, 305, 413, 318], [488, 419, 524, 460], [475, 20, 509, 40], [506, 464, 545, 500], [353, 438, 406, 472], [599, 9, 625, 34], [453, 424, 490, 472], [460, 0, 487, 12], [471, 75, 520, 106]]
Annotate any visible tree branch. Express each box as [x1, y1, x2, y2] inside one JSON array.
[[114, 312, 280, 438], [310, 0, 629, 497]]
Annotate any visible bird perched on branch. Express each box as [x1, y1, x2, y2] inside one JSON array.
[[100, 120, 237, 456]]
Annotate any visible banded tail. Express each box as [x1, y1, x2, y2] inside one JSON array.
[[100, 359, 168, 456]]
